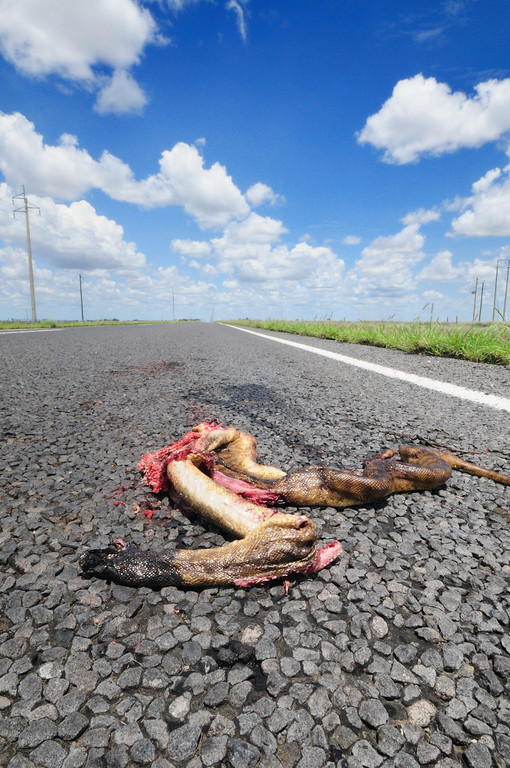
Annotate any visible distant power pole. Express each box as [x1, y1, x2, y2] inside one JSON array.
[[503, 260, 510, 321], [79, 274, 84, 322], [492, 262, 500, 321], [496, 258, 510, 321], [478, 281, 484, 322], [471, 277, 478, 322], [13, 185, 40, 322], [492, 259, 510, 321]]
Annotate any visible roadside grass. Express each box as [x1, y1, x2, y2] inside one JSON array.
[[0, 319, 173, 330], [228, 319, 510, 366]]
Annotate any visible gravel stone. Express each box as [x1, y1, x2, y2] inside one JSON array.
[[181, 641, 202, 665], [359, 698, 389, 727], [377, 725, 405, 756], [394, 645, 418, 664], [463, 742, 492, 768], [201, 735, 228, 766], [255, 638, 277, 660], [415, 741, 440, 764], [131, 738, 156, 764], [18, 718, 58, 748], [406, 699, 436, 727], [307, 688, 332, 718], [371, 617, 389, 638], [166, 723, 202, 761], [393, 751, 420, 768], [351, 739, 384, 766], [391, 660, 419, 684], [434, 675, 456, 700], [495, 733, 510, 762], [29, 740, 67, 768], [204, 681, 229, 706], [115, 723, 144, 747], [227, 738, 261, 767], [436, 713, 470, 745], [445, 698, 467, 720], [143, 718, 169, 749], [295, 746, 327, 768], [58, 712, 89, 740], [442, 645, 464, 671], [0, 672, 18, 696], [7, 757, 37, 768], [331, 725, 358, 750], [117, 667, 143, 688], [374, 673, 400, 699]]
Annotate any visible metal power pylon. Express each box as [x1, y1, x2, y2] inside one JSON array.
[[13, 186, 40, 322]]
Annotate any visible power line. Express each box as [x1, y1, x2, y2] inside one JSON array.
[[12, 186, 40, 322]]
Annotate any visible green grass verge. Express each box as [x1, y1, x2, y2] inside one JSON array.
[[227, 319, 510, 366], [0, 320, 175, 330]]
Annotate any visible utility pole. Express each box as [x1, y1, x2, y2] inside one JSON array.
[[478, 281, 484, 322], [492, 258, 510, 321], [79, 274, 84, 322], [13, 186, 40, 322], [471, 277, 478, 323], [492, 261, 500, 321], [503, 260, 510, 321]]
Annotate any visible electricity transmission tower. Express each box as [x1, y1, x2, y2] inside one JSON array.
[[13, 186, 40, 322]]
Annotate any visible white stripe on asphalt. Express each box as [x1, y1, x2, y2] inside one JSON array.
[[0, 328, 62, 334], [226, 325, 510, 413]]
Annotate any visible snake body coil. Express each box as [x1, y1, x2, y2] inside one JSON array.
[[80, 422, 510, 589]]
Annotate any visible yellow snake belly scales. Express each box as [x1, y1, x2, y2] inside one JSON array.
[[80, 421, 510, 589]]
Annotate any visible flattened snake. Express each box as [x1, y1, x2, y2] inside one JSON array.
[[80, 422, 510, 589]]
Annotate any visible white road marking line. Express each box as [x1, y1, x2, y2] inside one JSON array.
[[226, 325, 510, 413], [0, 328, 63, 335]]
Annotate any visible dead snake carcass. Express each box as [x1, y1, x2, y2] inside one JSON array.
[[80, 422, 510, 589]]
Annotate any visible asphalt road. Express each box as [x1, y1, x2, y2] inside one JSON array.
[[1, 322, 509, 768]]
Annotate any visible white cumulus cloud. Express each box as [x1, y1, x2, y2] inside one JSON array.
[[417, 250, 461, 281], [358, 74, 510, 164], [0, 0, 156, 79], [350, 222, 427, 298], [0, 113, 101, 199], [209, 212, 344, 286], [95, 69, 148, 115], [245, 182, 284, 207], [0, 0, 159, 113], [171, 238, 212, 257], [449, 161, 510, 236], [0, 183, 145, 272], [0, 112, 250, 228]]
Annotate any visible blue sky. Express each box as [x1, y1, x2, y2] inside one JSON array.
[[1, 1, 510, 322]]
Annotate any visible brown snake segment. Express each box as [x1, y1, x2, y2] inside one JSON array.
[[80, 422, 509, 589]]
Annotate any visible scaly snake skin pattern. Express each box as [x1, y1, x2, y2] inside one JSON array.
[[80, 422, 510, 589]]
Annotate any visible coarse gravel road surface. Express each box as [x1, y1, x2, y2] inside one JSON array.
[[1, 322, 509, 768]]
